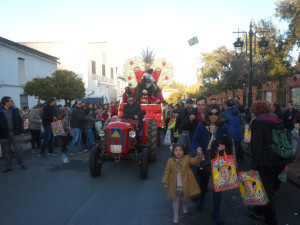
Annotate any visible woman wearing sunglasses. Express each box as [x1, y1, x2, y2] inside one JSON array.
[[192, 103, 229, 225]]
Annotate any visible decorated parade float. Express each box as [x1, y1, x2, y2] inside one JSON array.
[[89, 50, 173, 180]]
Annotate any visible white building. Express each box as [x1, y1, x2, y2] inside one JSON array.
[[117, 74, 128, 102], [20, 41, 118, 102], [0, 37, 58, 109]]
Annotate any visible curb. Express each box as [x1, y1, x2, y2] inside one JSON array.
[[242, 146, 300, 187]]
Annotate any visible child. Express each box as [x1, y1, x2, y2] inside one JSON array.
[[162, 143, 205, 224], [83, 108, 101, 152], [60, 113, 70, 153], [167, 110, 179, 143]]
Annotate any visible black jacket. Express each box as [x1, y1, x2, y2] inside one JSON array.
[[0, 106, 24, 139], [70, 106, 87, 129], [42, 104, 57, 126], [251, 115, 292, 170], [122, 103, 143, 129], [175, 107, 197, 141], [122, 103, 141, 120]]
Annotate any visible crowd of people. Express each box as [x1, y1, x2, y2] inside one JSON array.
[[0, 96, 120, 165], [162, 96, 296, 225], [0, 92, 297, 225]]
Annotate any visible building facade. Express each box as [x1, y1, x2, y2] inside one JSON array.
[[0, 37, 58, 109], [20, 42, 118, 102]]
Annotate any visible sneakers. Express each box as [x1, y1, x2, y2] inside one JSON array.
[[38, 153, 46, 158], [47, 152, 58, 156], [79, 149, 89, 153], [20, 165, 27, 170], [248, 207, 264, 220], [2, 168, 12, 173], [69, 152, 75, 156]]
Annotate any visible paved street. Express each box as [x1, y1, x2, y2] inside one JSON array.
[[0, 144, 299, 225]]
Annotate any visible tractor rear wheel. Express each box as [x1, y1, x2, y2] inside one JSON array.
[[89, 145, 102, 177], [148, 120, 158, 162], [140, 147, 148, 179]]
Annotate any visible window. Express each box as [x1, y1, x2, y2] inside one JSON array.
[[92, 61, 96, 74], [111, 67, 113, 78], [18, 58, 27, 84], [20, 94, 28, 109], [102, 64, 106, 76]]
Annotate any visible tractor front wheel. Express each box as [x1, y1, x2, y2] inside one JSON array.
[[89, 145, 103, 177], [148, 120, 158, 162]]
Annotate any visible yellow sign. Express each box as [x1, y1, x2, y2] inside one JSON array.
[[111, 129, 121, 138]]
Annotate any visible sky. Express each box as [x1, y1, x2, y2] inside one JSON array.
[[0, 0, 289, 85]]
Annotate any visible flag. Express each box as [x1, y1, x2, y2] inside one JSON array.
[[188, 36, 199, 46]]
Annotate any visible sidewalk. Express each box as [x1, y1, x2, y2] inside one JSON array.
[[242, 142, 300, 187]]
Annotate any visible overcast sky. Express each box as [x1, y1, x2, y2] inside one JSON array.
[[0, 0, 288, 85]]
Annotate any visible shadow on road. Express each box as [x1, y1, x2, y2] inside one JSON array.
[[47, 160, 88, 173]]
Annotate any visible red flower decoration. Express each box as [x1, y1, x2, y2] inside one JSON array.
[[162, 62, 166, 66], [129, 61, 133, 65], [128, 76, 132, 80], [165, 76, 168, 80]]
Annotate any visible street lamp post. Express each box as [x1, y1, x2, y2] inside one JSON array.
[[233, 22, 269, 108]]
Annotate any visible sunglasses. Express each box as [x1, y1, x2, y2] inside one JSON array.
[[208, 112, 219, 116]]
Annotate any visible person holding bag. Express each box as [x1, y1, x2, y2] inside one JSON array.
[[249, 101, 292, 225], [192, 104, 229, 225]]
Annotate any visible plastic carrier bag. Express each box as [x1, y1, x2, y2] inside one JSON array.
[[164, 130, 172, 145], [211, 147, 239, 192], [238, 170, 269, 206], [51, 120, 65, 136]]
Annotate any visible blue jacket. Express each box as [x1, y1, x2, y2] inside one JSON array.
[[192, 122, 229, 157], [222, 107, 241, 142]]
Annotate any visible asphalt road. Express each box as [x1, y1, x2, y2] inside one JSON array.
[[0, 144, 299, 225]]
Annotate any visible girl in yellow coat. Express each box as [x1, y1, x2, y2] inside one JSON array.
[[162, 143, 204, 224]]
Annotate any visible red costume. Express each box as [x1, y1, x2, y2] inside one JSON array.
[[111, 105, 118, 117]]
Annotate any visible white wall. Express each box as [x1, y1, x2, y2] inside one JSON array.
[[0, 44, 57, 109]]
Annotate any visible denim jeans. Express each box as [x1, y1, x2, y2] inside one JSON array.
[[85, 129, 94, 150], [69, 128, 82, 152], [40, 125, 53, 154], [178, 130, 193, 156]]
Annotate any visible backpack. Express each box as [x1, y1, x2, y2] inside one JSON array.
[[270, 129, 293, 159]]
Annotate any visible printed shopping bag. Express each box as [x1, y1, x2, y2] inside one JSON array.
[[51, 120, 65, 136], [244, 124, 251, 143], [23, 119, 29, 130], [164, 130, 172, 145], [211, 148, 239, 192], [238, 170, 269, 206]]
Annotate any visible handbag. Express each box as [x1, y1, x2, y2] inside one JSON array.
[[197, 128, 217, 176], [238, 170, 269, 206], [211, 149, 239, 192]]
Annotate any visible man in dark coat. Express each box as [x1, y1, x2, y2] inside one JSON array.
[[283, 101, 298, 143], [175, 98, 198, 155], [0, 96, 27, 172], [39, 97, 58, 158], [222, 99, 243, 162], [69, 99, 87, 155], [122, 95, 144, 149]]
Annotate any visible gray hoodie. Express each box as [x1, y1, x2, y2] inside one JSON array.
[[83, 115, 101, 130], [28, 109, 42, 130]]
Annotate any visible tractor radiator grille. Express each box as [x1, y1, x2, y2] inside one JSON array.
[[122, 131, 126, 148], [107, 131, 110, 145]]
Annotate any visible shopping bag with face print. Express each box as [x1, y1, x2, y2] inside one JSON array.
[[238, 170, 269, 206], [211, 147, 239, 192], [51, 120, 65, 136]]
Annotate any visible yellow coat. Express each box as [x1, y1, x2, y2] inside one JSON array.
[[161, 155, 204, 200]]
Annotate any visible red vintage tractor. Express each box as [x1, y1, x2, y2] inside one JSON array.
[[89, 114, 158, 179]]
